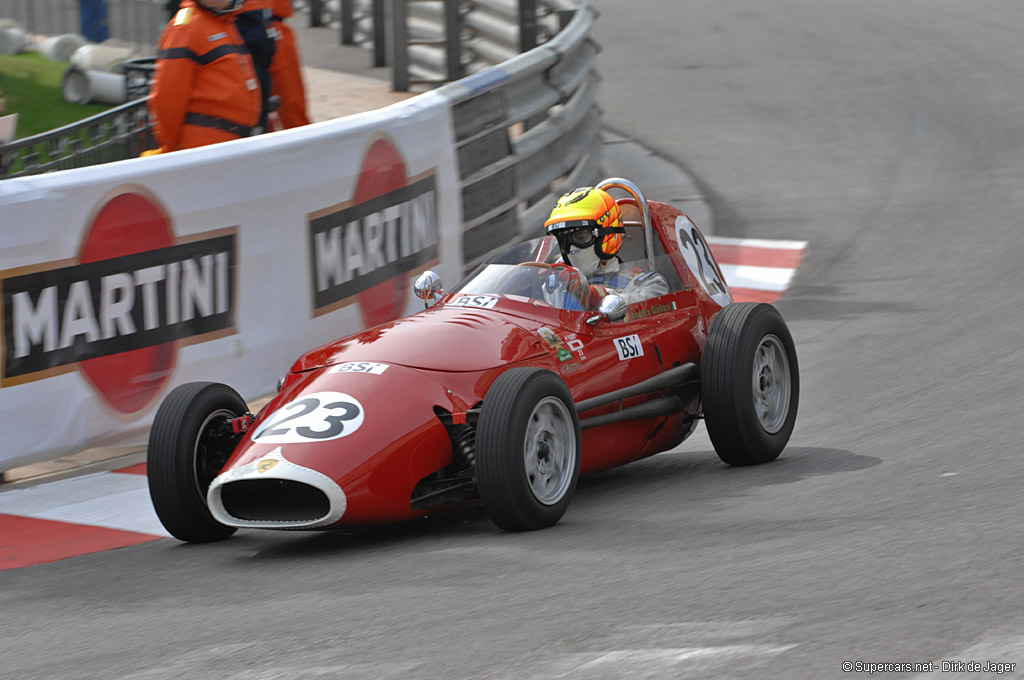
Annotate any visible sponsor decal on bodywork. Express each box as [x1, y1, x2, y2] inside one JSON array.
[[564, 333, 586, 361], [614, 334, 644, 361], [450, 295, 499, 309], [330, 361, 389, 375], [0, 188, 237, 415], [538, 326, 572, 362], [625, 301, 677, 323]]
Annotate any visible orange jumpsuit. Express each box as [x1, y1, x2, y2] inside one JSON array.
[[149, 1, 262, 152], [269, 0, 311, 128]]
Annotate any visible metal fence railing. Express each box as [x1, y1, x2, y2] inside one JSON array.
[[0, 99, 155, 178], [297, 0, 569, 91], [123, 56, 156, 100]]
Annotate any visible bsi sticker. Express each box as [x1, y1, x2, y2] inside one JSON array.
[[614, 334, 644, 361], [331, 361, 389, 375], [451, 295, 499, 309]]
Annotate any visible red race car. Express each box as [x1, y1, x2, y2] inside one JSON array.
[[147, 178, 799, 542]]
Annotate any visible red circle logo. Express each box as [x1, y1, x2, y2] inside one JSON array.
[[354, 138, 412, 328], [78, 191, 177, 414]]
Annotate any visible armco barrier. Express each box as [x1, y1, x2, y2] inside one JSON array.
[[437, 1, 601, 269], [0, 0, 600, 473]]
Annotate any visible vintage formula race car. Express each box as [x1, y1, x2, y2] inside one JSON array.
[[147, 179, 799, 542]]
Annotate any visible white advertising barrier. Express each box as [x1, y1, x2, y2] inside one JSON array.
[[0, 91, 463, 472]]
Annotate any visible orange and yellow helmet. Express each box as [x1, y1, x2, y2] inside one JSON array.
[[544, 187, 625, 261]]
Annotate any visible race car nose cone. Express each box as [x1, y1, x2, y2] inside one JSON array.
[[207, 447, 347, 529]]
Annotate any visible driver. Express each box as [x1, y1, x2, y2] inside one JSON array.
[[543, 187, 669, 309]]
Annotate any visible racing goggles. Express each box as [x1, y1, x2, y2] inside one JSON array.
[[549, 221, 601, 248]]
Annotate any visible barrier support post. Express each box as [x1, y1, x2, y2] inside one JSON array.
[[391, 0, 409, 91], [445, 0, 462, 82], [372, 0, 387, 67], [340, 0, 355, 44], [519, 0, 537, 53]]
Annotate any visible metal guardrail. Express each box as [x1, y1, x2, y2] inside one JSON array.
[[437, 0, 602, 269]]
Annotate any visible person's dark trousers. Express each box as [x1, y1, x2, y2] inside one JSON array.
[[80, 0, 110, 42], [235, 7, 276, 132]]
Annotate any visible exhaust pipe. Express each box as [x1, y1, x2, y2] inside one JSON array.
[[575, 362, 698, 413]]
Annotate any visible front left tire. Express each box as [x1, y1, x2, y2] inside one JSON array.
[[475, 368, 581, 531]]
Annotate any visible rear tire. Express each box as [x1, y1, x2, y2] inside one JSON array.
[[702, 303, 799, 465], [147, 382, 245, 543], [476, 368, 581, 531]]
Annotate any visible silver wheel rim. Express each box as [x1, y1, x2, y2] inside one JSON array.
[[523, 396, 576, 505], [193, 409, 236, 497], [752, 335, 791, 434]]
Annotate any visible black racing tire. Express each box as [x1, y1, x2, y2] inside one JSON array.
[[476, 368, 582, 531], [702, 302, 799, 466], [147, 382, 245, 543]]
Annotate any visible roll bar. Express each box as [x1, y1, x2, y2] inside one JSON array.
[[596, 177, 655, 273]]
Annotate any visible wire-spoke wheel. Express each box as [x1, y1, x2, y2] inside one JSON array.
[[702, 303, 799, 466], [477, 368, 581, 531]]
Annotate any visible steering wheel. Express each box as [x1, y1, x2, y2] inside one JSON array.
[[516, 262, 552, 268]]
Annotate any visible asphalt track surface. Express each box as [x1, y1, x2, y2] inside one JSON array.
[[4, 2, 1024, 678]]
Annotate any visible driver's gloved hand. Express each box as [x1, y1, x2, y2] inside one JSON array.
[[552, 263, 582, 287], [552, 263, 603, 308]]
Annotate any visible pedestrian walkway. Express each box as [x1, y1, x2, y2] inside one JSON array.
[[302, 65, 412, 122], [285, 9, 415, 121]]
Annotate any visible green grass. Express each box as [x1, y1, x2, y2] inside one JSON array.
[[0, 51, 113, 139]]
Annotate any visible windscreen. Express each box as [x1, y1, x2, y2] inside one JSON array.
[[451, 236, 686, 311]]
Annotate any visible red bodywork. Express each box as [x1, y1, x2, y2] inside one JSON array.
[[207, 201, 730, 529]]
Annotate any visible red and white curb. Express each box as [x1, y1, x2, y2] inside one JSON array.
[[0, 464, 167, 570], [706, 236, 807, 304]]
